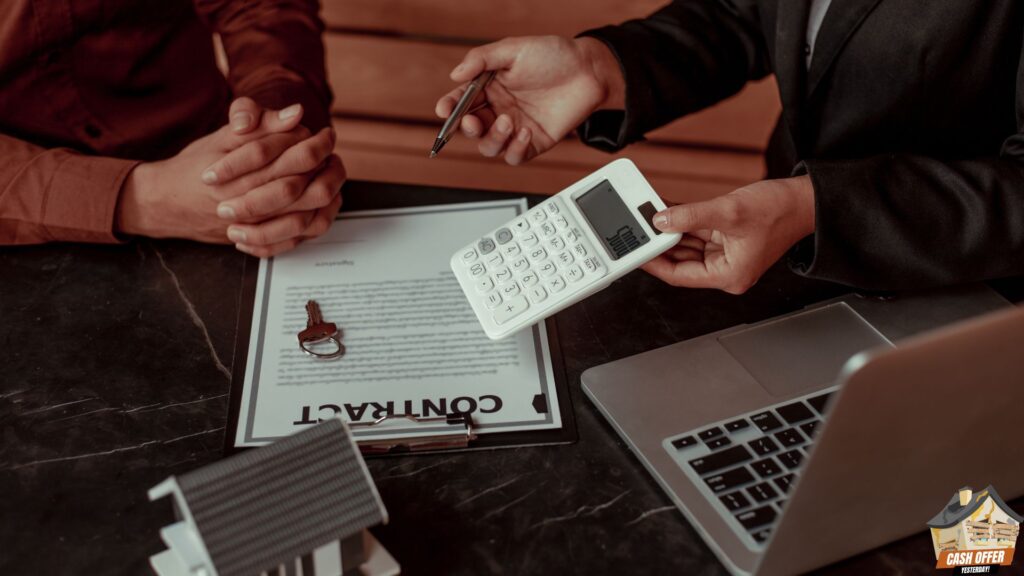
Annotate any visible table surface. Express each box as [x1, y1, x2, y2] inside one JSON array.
[[2, 181, 1022, 576]]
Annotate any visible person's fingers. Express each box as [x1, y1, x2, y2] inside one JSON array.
[[201, 132, 308, 185], [451, 38, 522, 82], [265, 127, 335, 180], [641, 255, 719, 289], [216, 174, 310, 221], [233, 190, 342, 258], [436, 87, 465, 118], [235, 237, 301, 259], [478, 114, 514, 157], [678, 234, 706, 252], [228, 97, 263, 134], [219, 103, 306, 150], [227, 210, 316, 248], [505, 127, 532, 165], [301, 190, 343, 240], [652, 196, 743, 234], [664, 246, 704, 262], [266, 154, 345, 216]]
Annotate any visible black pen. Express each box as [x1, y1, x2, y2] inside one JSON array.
[[430, 70, 497, 158]]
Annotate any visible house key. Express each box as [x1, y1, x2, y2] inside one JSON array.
[[298, 300, 344, 359]]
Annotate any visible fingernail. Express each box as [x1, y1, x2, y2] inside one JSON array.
[[279, 104, 301, 120], [497, 116, 511, 134], [653, 212, 669, 230], [217, 204, 236, 220], [227, 227, 246, 243], [230, 111, 252, 131], [518, 127, 530, 142], [235, 243, 254, 255], [201, 169, 218, 184], [453, 64, 465, 75]]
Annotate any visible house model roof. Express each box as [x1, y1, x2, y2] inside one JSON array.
[[150, 418, 388, 576], [927, 485, 1024, 529]]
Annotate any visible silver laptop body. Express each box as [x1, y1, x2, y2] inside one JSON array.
[[581, 285, 1023, 574]]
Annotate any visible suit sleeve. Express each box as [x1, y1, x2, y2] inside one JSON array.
[[789, 38, 1024, 291], [0, 133, 138, 244], [576, 0, 771, 152], [194, 0, 333, 131]]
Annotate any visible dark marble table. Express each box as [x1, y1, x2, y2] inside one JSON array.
[[2, 181, 1022, 576]]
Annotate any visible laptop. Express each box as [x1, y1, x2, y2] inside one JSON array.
[[581, 285, 1024, 575]]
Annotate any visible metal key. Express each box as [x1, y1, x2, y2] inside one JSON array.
[[298, 300, 338, 344]]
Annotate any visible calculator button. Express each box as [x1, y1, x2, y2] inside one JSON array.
[[460, 248, 478, 264], [548, 237, 566, 251], [510, 256, 530, 273], [528, 286, 548, 304], [520, 271, 539, 287], [485, 253, 504, 268], [478, 238, 496, 255], [571, 244, 588, 259], [484, 292, 503, 310], [565, 265, 584, 283], [501, 242, 521, 258], [495, 228, 514, 245], [475, 277, 494, 293], [555, 251, 574, 268], [565, 228, 583, 243], [537, 260, 558, 277], [545, 275, 567, 293], [469, 263, 486, 277], [540, 222, 557, 237], [582, 257, 604, 275], [501, 282, 521, 298], [520, 232, 539, 247], [511, 218, 531, 235], [527, 246, 548, 263], [528, 209, 547, 224], [553, 216, 569, 229], [494, 266, 513, 284], [493, 296, 529, 325], [545, 201, 561, 215]]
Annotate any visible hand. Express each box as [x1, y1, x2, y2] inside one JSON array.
[[435, 36, 624, 165], [641, 176, 816, 294]]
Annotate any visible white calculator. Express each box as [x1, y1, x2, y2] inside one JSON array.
[[450, 159, 682, 339]]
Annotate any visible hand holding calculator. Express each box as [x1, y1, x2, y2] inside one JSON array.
[[451, 159, 681, 339]]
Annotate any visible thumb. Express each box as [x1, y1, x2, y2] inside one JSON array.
[[653, 197, 740, 233], [451, 38, 521, 82], [228, 97, 262, 134]]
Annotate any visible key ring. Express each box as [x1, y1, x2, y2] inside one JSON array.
[[299, 336, 345, 360]]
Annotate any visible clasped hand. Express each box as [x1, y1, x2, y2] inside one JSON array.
[[117, 97, 345, 257]]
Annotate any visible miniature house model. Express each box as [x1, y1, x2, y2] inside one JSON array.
[[148, 418, 398, 576], [928, 486, 1022, 557]]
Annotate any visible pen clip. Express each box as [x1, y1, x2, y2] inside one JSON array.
[[351, 413, 477, 454]]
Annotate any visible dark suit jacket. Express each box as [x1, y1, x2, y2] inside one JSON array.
[[579, 0, 1024, 291]]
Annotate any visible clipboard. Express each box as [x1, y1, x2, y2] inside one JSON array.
[[225, 180, 578, 455]]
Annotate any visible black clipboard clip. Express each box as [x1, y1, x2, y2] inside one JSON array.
[[350, 413, 478, 454]]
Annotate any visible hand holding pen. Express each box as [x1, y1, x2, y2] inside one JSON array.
[[432, 36, 624, 165]]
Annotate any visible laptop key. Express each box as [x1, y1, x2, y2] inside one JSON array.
[[751, 458, 782, 478], [751, 528, 772, 543], [750, 412, 783, 432], [671, 436, 697, 450], [698, 426, 724, 440], [807, 392, 833, 415], [778, 449, 803, 470], [724, 419, 750, 432], [735, 505, 777, 530], [800, 420, 819, 438], [719, 490, 751, 512], [747, 482, 779, 503], [775, 401, 815, 424], [773, 473, 796, 493], [706, 436, 732, 450], [705, 466, 755, 494], [773, 428, 805, 448], [748, 437, 779, 456], [688, 445, 753, 475]]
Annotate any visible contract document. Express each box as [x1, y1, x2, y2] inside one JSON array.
[[233, 200, 563, 447]]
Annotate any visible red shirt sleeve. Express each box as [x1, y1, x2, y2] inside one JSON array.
[[0, 133, 138, 244], [194, 0, 334, 131]]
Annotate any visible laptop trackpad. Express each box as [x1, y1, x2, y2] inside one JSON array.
[[718, 303, 892, 397]]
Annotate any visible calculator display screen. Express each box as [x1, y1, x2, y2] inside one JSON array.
[[575, 180, 650, 261]]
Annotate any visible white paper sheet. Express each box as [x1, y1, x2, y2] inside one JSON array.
[[234, 200, 562, 447]]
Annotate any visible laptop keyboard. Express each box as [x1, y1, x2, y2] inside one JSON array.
[[663, 387, 837, 549]]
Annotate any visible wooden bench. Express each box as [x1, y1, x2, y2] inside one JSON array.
[[321, 0, 781, 203]]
